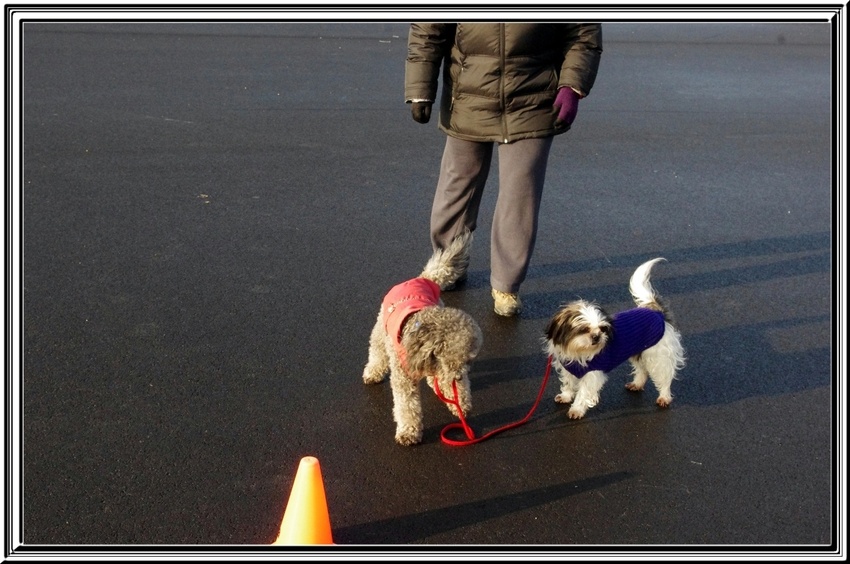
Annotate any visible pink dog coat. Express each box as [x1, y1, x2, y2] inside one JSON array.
[[382, 278, 441, 371]]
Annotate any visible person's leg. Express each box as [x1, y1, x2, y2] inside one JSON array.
[[430, 136, 493, 251], [490, 137, 553, 311]]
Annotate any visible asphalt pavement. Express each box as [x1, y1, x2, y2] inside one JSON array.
[[15, 18, 838, 558]]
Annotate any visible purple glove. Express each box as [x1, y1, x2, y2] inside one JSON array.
[[553, 87, 580, 127]]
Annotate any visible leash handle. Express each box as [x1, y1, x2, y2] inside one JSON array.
[[434, 356, 553, 446]]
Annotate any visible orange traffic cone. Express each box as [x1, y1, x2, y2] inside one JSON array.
[[272, 456, 334, 545]]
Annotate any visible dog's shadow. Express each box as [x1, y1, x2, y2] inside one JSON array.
[[333, 470, 636, 544], [668, 314, 831, 407], [467, 354, 546, 391]]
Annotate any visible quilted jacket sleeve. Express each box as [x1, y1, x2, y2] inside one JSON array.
[[558, 23, 603, 97], [404, 23, 456, 102]]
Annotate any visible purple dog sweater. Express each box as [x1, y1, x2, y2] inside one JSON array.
[[560, 308, 666, 378]]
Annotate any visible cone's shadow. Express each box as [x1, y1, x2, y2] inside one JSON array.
[[333, 470, 635, 544]]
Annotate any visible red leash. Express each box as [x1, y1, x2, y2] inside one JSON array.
[[434, 355, 554, 446]]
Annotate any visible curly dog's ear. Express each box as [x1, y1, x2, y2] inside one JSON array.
[[401, 322, 441, 376]]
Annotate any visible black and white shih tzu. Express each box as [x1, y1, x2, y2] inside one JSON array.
[[544, 258, 686, 419]]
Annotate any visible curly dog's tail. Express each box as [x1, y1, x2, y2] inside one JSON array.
[[419, 230, 473, 291]]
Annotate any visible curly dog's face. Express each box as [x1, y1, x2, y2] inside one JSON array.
[[402, 307, 482, 382], [438, 318, 482, 375], [391, 306, 481, 439]]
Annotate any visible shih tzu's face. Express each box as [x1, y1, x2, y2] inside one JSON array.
[[545, 300, 613, 362]]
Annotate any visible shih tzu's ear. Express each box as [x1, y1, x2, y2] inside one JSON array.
[[545, 309, 560, 342], [545, 305, 579, 345]]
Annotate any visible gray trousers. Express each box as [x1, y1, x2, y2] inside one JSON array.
[[430, 135, 553, 293]]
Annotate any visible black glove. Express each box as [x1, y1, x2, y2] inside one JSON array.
[[411, 102, 432, 124]]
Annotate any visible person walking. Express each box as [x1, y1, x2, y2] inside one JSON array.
[[405, 23, 603, 316]]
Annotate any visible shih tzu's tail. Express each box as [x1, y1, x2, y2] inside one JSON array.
[[420, 229, 473, 291], [629, 257, 670, 314]]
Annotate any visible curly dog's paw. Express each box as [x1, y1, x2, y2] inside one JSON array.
[[395, 427, 423, 446], [446, 401, 471, 418], [362, 368, 386, 384]]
